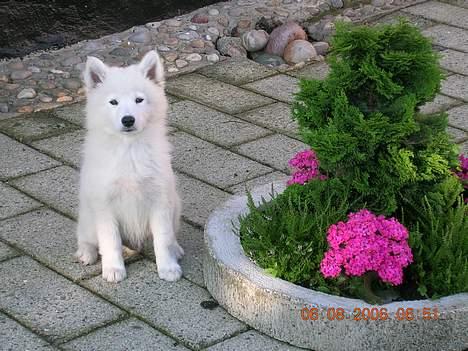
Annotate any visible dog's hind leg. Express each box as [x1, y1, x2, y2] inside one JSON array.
[[151, 201, 184, 282], [96, 212, 127, 282], [75, 205, 98, 265]]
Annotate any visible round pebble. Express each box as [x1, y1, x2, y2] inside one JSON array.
[[38, 94, 53, 103], [191, 39, 205, 48], [206, 53, 220, 63], [128, 31, 151, 44], [28, 66, 41, 73], [191, 13, 209, 24], [17, 88, 37, 99], [164, 37, 179, 46], [312, 41, 329, 55], [186, 53, 202, 61], [63, 78, 82, 90], [11, 70, 32, 80], [217, 37, 247, 57], [57, 96, 73, 102], [175, 59, 189, 68], [166, 19, 182, 27], [167, 67, 179, 73], [17, 106, 34, 113], [330, 0, 344, 8], [207, 27, 220, 37], [283, 39, 318, 64], [208, 8, 220, 16], [164, 53, 178, 62], [241, 30, 269, 52]]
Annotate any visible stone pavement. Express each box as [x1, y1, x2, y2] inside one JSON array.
[[1, 2, 468, 350]]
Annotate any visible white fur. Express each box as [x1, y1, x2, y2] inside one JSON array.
[[76, 51, 183, 283]]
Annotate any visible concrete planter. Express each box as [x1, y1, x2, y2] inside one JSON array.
[[203, 182, 468, 351]]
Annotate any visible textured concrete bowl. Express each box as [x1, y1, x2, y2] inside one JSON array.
[[203, 182, 468, 351]]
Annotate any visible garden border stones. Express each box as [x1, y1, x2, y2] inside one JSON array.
[[203, 182, 468, 351]]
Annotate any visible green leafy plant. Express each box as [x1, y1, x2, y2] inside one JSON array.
[[239, 20, 467, 302]]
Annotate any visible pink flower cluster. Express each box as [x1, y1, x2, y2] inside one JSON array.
[[456, 154, 468, 203], [320, 209, 413, 286], [287, 149, 325, 185]]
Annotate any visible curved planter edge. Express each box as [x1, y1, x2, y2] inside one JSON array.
[[203, 182, 468, 351]]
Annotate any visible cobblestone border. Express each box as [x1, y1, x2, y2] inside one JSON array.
[[0, 0, 422, 117], [204, 182, 468, 351]]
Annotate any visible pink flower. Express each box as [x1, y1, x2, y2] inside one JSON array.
[[455, 154, 468, 203], [287, 149, 325, 185], [320, 209, 413, 286]]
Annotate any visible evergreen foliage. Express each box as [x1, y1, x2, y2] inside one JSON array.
[[239, 20, 467, 302]]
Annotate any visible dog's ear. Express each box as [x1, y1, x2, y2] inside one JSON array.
[[139, 50, 165, 88], [84, 56, 108, 89]]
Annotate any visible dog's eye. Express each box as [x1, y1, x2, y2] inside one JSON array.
[[109, 99, 118, 106], [135, 97, 144, 104]]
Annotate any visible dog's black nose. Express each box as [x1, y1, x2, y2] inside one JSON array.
[[121, 115, 135, 128]]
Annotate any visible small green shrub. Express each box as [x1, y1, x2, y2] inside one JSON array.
[[292, 20, 458, 214], [239, 20, 467, 302]]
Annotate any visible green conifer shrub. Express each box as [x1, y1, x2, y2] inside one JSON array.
[[239, 20, 467, 302]]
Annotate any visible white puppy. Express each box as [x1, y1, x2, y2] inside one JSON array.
[[76, 51, 183, 283]]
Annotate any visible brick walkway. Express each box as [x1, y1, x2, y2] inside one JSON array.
[[1, 2, 467, 350]]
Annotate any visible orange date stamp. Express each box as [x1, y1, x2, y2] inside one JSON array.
[[300, 306, 439, 321]]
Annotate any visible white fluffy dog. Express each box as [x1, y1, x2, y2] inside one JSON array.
[[76, 51, 183, 283]]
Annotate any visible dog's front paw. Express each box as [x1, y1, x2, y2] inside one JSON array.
[[102, 266, 127, 283], [158, 262, 182, 282], [75, 246, 98, 265]]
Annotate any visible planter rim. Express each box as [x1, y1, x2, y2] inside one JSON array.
[[203, 181, 468, 350]]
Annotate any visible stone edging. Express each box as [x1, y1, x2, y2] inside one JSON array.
[[203, 181, 468, 351], [0, 0, 423, 117]]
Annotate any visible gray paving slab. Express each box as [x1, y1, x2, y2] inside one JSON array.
[[234, 134, 308, 173], [177, 172, 230, 227], [402, 1, 468, 29], [31, 130, 85, 168], [205, 330, 304, 351], [62, 318, 188, 351], [197, 58, 276, 85], [0, 208, 101, 281], [169, 100, 271, 147], [83, 260, 248, 350], [448, 126, 468, 143], [0, 133, 60, 180], [236, 102, 299, 137], [166, 74, 274, 114], [441, 74, 468, 101], [423, 24, 468, 53], [171, 131, 272, 189], [418, 93, 462, 115], [459, 140, 468, 154], [0, 256, 125, 342], [287, 61, 330, 81], [0, 312, 57, 351], [0, 112, 78, 144], [447, 104, 468, 131], [54, 102, 86, 127], [0, 241, 19, 262], [374, 10, 436, 30], [440, 49, 468, 75], [144, 221, 205, 287], [242, 75, 300, 104], [227, 171, 288, 194], [10, 166, 79, 219], [0, 181, 41, 220]]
